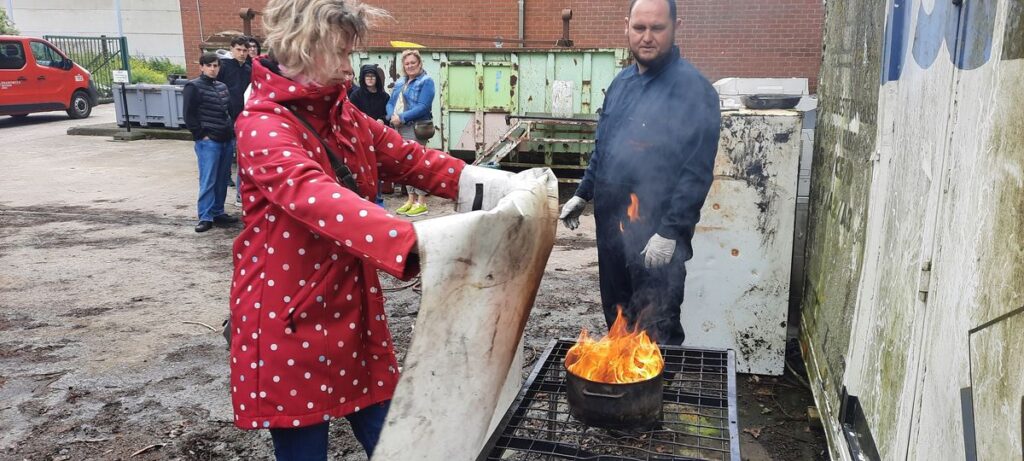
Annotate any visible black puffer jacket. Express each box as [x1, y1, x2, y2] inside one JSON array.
[[183, 75, 234, 142], [348, 64, 389, 122]]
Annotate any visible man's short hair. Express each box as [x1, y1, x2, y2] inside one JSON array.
[[199, 52, 220, 66], [628, 0, 678, 23], [230, 36, 250, 48]]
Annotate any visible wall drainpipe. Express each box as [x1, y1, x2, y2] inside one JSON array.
[[196, 0, 205, 42], [518, 0, 525, 48]]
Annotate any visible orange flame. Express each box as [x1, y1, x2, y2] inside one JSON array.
[[627, 193, 640, 222], [565, 307, 664, 384], [619, 194, 641, 233]]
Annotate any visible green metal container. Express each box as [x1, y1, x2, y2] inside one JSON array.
[[350, 48, 628, 158]]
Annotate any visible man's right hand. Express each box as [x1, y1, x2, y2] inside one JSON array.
[[559, 196, 587, 230]]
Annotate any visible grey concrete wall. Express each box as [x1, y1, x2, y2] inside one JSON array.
[[9, 0, 185, 65]]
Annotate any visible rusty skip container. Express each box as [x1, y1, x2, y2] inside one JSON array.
[[350, 48, 628, 157]]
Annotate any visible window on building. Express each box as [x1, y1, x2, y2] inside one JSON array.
[[30, 41, 65, 68], [0, 41, 26, 70]]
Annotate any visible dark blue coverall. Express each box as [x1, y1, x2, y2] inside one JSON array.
[[574, 46, 721, 345]]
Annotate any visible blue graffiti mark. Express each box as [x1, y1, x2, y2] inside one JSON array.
[[882, 0, 998, 83], [495, 71, 502, 92], [956, 0, 998, 69], [882, 0, 911, 82], [909, 0, 959, 72]]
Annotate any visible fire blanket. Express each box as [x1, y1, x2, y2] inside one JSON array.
[[373, 168, 558, 460]]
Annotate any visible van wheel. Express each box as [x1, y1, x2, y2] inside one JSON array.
[[66, 90, 93, 119]]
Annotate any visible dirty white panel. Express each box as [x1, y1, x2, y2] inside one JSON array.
[[969, 311, 1024, 460], [551, 80, 574, 118], [906, 2, 1023, 458], [683, 110, 801, 375], [450, 112, 515, 153]]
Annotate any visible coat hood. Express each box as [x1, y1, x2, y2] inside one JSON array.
[[358, 64, 386, 93]]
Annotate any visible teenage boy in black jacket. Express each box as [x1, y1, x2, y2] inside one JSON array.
[[183, 53, 239, 232]]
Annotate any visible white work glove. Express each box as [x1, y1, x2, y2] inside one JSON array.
[[642, 233, 676, 268], [559, 196, 587, 230], [456, 165, 515, 212]]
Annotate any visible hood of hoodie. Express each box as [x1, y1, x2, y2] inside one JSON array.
[[358, 64, 385, 93]]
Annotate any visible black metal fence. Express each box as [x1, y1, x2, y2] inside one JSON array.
[[43, 35, 130, 102]]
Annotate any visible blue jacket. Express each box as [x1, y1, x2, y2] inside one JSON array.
[[386, 71, 435, 124]]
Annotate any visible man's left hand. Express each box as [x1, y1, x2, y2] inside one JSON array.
[[642, 233, 676, 268]]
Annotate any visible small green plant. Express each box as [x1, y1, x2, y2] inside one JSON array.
[[129, 56, 187, 84], [0, 9, 18, 35]]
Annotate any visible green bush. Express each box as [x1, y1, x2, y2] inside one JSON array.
[[130, 66, 165, 84], [129, 56, 187, 84], [0, 10, 17, 35], [139, 57, 185, 75]]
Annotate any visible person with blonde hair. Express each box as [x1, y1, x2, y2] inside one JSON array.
[[227, 1, 500, 458], [386, 48, 436, 217]]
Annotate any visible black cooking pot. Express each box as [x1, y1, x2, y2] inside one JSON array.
[[565, 367, 664, 431]]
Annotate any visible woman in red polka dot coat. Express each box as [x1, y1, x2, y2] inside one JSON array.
[[228, 1, 473, 458]]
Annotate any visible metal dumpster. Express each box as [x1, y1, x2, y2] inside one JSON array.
[[112, 84, 185, 128], [350, 48, 628, 159]]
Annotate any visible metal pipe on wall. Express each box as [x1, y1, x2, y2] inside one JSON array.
[[6, 0, 14, 22], [196, 0, 205, 41], [518, 0, 525, 48], [114, 0, 124, 37]]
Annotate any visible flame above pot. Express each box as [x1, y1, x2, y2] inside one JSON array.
[[565, 306, 664, 384]]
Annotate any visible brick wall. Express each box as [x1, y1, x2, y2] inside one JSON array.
[[180, 0, 823, 91]]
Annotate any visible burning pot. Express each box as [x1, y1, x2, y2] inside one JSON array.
[[566, 367, 663, 431], [564, 307, 665, 431]]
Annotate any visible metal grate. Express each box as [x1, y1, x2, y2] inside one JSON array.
[[478, 339, 740, 461], [44, 35, 130, 101]]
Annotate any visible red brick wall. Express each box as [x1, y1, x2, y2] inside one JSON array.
[[180, 0, 823, 91]]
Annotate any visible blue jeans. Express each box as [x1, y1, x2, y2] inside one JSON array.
[[194, 138, 233, 221], [270, 401, 390, 460]]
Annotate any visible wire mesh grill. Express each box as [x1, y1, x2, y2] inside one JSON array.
[[478, 339, 739, 461]]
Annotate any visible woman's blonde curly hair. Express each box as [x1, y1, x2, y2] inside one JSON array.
[[263, 0, 389, 85]]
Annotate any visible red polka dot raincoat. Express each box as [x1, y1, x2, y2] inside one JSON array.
[[228, 58, 465, 430]]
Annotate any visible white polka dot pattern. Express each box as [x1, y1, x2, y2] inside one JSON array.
[[227, 59, 465, 431]]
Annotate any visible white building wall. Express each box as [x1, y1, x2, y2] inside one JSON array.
[[8, 0, 185, 65]]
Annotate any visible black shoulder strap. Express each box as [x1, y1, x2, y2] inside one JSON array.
[[289, 111, 360, 194]]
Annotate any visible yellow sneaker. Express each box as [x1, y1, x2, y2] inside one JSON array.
[[405, 203, 428, 217], [396, 202, 414, 215]]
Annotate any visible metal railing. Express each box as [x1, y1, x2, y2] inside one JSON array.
[[43, 35, 130, 102]]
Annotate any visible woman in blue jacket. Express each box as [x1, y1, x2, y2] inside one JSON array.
[[386, 49, 436, 217]]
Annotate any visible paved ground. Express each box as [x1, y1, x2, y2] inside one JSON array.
[[0, 105, 826, 460]]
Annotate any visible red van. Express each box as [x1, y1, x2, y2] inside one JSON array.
[[0, 35, 98, 119]]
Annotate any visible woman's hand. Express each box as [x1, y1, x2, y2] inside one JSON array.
[[390, 114, 402, 127]]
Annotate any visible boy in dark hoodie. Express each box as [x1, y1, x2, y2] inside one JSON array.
[[349, 64, 389, 123], [349, 64, 392, 206]]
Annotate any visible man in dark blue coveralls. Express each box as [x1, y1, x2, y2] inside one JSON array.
[[560, 0, 720, 346]]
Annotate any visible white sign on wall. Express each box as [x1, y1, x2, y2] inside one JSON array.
[[112, 70, 129, 84]]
